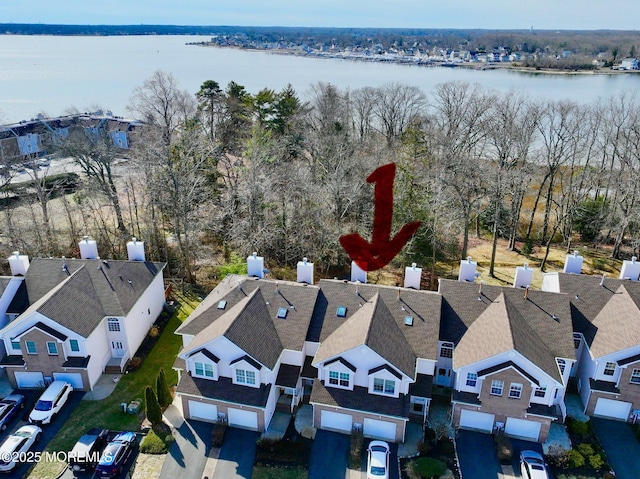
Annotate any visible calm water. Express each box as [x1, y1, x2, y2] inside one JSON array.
[[1, 34, 639, 124]]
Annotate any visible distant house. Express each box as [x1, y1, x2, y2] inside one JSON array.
[[621, 58, 639, 70], [0, 239, 166, 391]]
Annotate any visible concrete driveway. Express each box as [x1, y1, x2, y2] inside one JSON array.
[[591, 417, 640, 479], [212, 427, 258, 479], [309, 430, 350, 479], [456, 430, 502, 479]]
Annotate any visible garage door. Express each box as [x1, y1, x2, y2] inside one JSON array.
[[459, 409, 495, 433], [594, 398, 632, 420], [320, 410, 353, 433], [228, 408, 259, 430], [363, 418, 397, 441], [505, 418, 542, 441], [53, 372, 84, 390], [188, 401, 218, 423], [14, 372, 44, 389]]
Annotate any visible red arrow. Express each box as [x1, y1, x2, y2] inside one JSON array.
[[340, 163, 421, 272]]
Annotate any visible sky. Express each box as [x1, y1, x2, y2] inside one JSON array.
[[3, 0, 640, 30]]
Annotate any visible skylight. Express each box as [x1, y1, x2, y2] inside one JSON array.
[[404, 316, 414, 326], [277, 307, 288, 319], [217, 300, 227, 310], [336, 306, 347, 318]]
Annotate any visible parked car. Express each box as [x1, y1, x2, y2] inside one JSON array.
[[520, 450, 550, 479], [69, 428, 109, 472], [0, 394, 25, 431], [367, 440, 390, 479], [28, 381, 73, 425], [0, 424, 42, 472], [95, 431, 136, 478]]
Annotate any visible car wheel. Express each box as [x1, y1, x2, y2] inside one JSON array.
[[0, 424, 5, 432], [19, 402, 24, 410], [35, 432, 41, 442]]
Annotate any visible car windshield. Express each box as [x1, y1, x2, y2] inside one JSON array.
[[99, 444, 120, 465], [34, 400, 52, 411], [531, 464, 545, 470], [370, 465, 386, 475]]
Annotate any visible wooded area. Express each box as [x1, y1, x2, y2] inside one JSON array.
[[1, 71, 639, 288]]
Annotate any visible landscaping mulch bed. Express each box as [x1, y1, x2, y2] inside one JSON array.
[[126, 310, 173, 371], [254, 417, 312, 468], [399, 436, 460, 479]]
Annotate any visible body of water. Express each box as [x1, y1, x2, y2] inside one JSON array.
[[1, 34, 639, 124]]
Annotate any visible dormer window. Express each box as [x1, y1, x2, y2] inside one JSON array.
[[604, 362, 616, 376], [329, 371, 350, 388], [194, 362, 215, 378], [373, 378, 395, 395], [235, 369, 256, 385], [10, 341, 20, 352]]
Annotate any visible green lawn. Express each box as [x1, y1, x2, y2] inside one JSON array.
[[29, 292, 199, 478]]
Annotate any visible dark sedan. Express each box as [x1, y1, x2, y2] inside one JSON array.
[[95, 431, 136, 478], [0, 394, 25, 432]]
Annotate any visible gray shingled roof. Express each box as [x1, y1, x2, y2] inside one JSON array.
[[310, 279, 441, 361], [590, 285, 640, 358], [4, 258, 165, 338], [313, 293, 417, 378], [177, 374, 270, 407], [440, 280, 575, 383]]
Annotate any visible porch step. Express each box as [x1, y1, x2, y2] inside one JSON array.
[[105, 364, 123, 374]]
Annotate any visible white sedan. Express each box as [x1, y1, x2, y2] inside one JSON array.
[[367, 440, 390, 479], [520, 450, 550, 479], [0, 424, 42, 472]]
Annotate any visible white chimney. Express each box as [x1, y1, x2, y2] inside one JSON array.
[[563, 250, 584, 274], [404, 263, 422, 289], [619, 256, 640, 281], [297, 257, 314, 284], [350, 261, 367, 283], [126, 237, 145, 261], [247, 252, 265, 278], [79, 235, 98, 260], [458, 256, 477, 282], [8, 251, 29, 276], [514, 263, 534, 289]]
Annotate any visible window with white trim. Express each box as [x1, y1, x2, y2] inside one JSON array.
[[509, 383, 523, 399], [557, 359, 566, 374], [10, 341, 20, 351], [329, 371, 350, 388], [373, 378, 395, 395], [440, 342, 453, 359], [573, 333, 581, 349], [604, 362, 616, 376], [466, 372, 477, 387], [69, 339, 80, 352], [194, 362, 214, 378], [107, 318, 121, 332], [235, 368, 256, 385], [490, 380, 504, 396], [631, 369, 640, 385], [25, 341, 37, 355], [534, 385, 547, 398], [46, 341, 58, 355]]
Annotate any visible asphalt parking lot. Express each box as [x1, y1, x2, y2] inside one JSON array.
[[0, 389, 85, 479]]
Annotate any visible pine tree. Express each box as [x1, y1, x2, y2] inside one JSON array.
[[145, 386, 162, 426], [156, 368, 173, 410]]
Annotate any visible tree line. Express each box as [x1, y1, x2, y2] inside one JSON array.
[[1, 71, 639, 287]]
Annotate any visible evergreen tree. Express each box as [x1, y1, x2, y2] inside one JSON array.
[[145, 386, 162, 426], [156, 368, 173, 410]]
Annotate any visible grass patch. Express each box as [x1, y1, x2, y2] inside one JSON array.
[[30, 293, 199, 478], [252, 465, 308, 479]]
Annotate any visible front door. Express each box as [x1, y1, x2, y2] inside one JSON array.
[[436, 367, 451, 387], [111, 341, 125, 358]]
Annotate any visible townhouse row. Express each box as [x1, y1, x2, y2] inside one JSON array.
[[171, 253, 640, 444]]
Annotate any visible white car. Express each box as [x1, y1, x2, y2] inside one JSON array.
[[520, 450, 550, 479], [29, 381, 73, 425], [367, 440, 390, 479], [0, 424, 42, 472]]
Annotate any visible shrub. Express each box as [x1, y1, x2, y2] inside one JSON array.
[[156, 368, 173, 410], [349, 429, 364, 469], [140, 427, 174, 454], [417, 440, 432, 455], [567, 449, 585, 468], [588, 453, 605, 470], [566, 417, 591, 439], [409, 457, 446, 479], [149, 325, 160, 337], [521, 238, 534, 255], [145, 386, 163, 426], [439, 438, 455, 455], [494, 433, 513, 465], [129, 356, 143, 370], [576, 443, 594, 457], [424, 426, 436, 443]]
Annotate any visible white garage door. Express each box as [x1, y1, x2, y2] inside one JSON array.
[[320, 410, 353, 433], [594, 398, 632, 420], [15, 372, 44, 389], [53, 372, 84, 390], [228, 408, 259, 430], [188, 401, 218, 423], [363, 418, 397, 441], [459, 409, 495, 433], [505, 418, 542, 441]]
